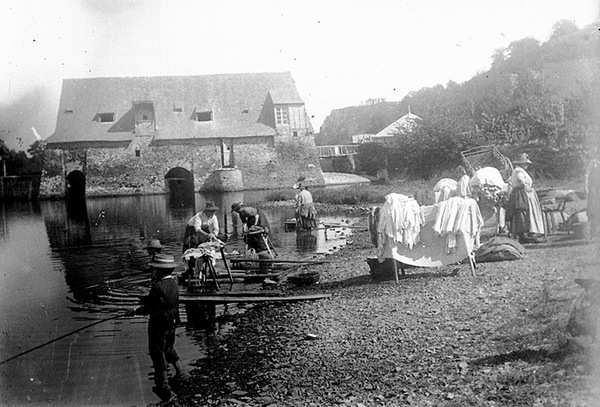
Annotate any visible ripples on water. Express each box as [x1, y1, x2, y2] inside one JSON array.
[[0, 193, 362, 405]]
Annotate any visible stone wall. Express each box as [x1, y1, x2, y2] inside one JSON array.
[[202, 168, 244, 191], [39, 135, 324, 198]]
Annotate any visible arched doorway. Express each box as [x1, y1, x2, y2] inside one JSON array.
[[66, 170, 86, 198], [165, 167, 194, 207]]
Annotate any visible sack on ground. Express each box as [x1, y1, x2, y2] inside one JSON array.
[[475, 236, 525, 263]]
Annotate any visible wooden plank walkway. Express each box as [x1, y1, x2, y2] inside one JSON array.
[[179, 293, 331, 304]]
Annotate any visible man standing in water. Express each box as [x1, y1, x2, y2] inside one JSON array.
[[126, 254, 186, 402]]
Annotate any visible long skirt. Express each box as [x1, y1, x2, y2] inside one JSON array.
[[507, 187, 545, 237], [526, 188, 545, 235], [296, 203, 317, 230]]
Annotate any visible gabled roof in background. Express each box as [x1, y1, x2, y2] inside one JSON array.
[[46, 72, 306, 146], [268, 88, 304, 104], [375, 109, 422, 138]]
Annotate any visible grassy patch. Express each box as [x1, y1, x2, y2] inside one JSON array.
[[264, 190, 296, 202], [312, 179, 436, 205]]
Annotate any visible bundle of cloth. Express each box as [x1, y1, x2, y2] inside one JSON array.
[[182, 240, 224, 265], [433, 178, 458, 204], [432, 196, 484, 254], [469, 166, 509, 205], [474, 236, 524, 263], [376, 193, 422, 256]]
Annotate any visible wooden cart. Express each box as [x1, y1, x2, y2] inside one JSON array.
[[460, 145, 513, 174]]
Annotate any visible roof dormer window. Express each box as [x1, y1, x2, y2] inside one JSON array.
[[97, 113, 115, 123], [193, 111, 213, 122]]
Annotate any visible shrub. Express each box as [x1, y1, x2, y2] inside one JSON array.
[[355, 143, 390, 175], [265, 190, 295, 202]]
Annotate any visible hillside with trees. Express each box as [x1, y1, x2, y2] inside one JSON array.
[[318, 20, 599, 180]]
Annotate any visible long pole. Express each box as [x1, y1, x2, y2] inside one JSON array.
[[0, 312, 127, 366], [229, 259, 329, 264], [262, 235, 274, 259]]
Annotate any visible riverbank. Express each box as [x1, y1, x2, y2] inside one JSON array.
[[322, 172, 372, 186], [162, 216, 599, 407]]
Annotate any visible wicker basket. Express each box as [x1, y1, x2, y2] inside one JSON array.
[[288, 271, 320, 286], [366, 257, 401, 280]]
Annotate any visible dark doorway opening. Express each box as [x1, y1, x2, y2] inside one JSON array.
[[165, 167, 195, 208], [66, 170, 86, 199]]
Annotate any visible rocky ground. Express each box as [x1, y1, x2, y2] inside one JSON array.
[[158, 197, 600, 407]]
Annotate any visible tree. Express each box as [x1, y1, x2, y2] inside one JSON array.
[[26, 140, 46, 174], [355, 143, 390, 176], [385, 117, 479, 180], [550, 20, 579, 41]]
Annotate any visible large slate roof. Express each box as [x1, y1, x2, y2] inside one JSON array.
[[46, 71, 304, 146]]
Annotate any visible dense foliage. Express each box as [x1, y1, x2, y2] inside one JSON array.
[[0, 140, 46, 176], [323, 21, 599, 179], [264, 180, 439, 206]]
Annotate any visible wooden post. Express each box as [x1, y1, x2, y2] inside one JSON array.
[[220, 247, 234, 284], [0, 156, 5, 198], [468, 253, 477, 277], [262, 235, 275, 259], [393, 258, 399, 283], [61, 150, 67, 196], [203, 257, 220, 291]]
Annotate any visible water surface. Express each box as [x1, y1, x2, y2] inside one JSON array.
[[0, 192, 359, 406]]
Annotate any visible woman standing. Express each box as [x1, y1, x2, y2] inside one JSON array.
[[505, 153, 545, 242], [294, 180, 317, 231]]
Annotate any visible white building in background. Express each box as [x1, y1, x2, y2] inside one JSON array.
[[374, 106, 422, 139], [350, 107, 422, 145]]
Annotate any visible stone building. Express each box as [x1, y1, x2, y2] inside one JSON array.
[[40, 72, 324, 198]]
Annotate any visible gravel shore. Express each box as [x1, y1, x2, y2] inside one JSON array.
[[160, 205, 599, 407]]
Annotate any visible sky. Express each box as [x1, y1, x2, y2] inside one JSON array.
[[1, 0, 598, 152]]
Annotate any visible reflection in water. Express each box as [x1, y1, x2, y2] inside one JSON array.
[[0, 192, 361, 405], [296, 230, 318, 253], [168, 184, 195, 210]]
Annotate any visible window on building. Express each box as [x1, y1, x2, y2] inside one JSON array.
[[275, 107, 288, 125], [293, 131, 298, 137], [98, 113, 115, 123], [64, 109, 74, 114], [173, 106, 183, 112], [242, 108, 249, 114], [194, 111, 213, 122], [288, 106, 307, 129], [135, 148, 141, 157]]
